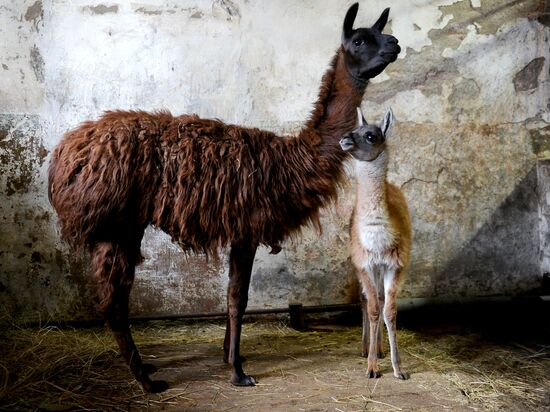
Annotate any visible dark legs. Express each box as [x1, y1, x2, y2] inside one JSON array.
[[91, 236, 258, 390], [223, 241, 257, 386], [91, 241, 168, 393]]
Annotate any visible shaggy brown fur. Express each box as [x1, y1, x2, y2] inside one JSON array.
[[48, 3, 400, 392], [49, 52, 355, 258]]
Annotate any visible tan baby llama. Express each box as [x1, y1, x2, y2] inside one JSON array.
[[340, 107, 411, 380]]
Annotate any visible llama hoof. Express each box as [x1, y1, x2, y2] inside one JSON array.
[[143, 379, 169, 393], [142, 363, 158, 374], [367, 370, 381, 379], [230, 374, 256, 386], [394, 371, 409, 380]]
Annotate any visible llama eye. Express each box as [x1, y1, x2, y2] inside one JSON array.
[[366, 134, 377, 143], [353, 39, 364, 47]]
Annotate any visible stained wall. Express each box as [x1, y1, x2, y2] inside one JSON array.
[[0, 0, 548, 321]]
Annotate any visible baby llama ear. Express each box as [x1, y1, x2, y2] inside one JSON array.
[[356, 107, 367, 127], [381, 108, 394, 136]]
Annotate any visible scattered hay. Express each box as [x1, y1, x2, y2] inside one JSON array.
[[0, 320, 136, 411], [0, 317, 548, 411], [0, 319, 299, 411], [398, 330, 550, 410]]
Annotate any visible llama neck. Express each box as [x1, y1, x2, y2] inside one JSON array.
[[276, 47, 369, 228], [301, 47, 367, 154], [354, 151, 389, 219]]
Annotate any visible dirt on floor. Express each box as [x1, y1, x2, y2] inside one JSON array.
[[1, 299, 549, 411]]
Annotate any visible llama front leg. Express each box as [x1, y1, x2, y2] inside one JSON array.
[[359, 268, 381, 378], [360, 298, 384, 358], [92, 242, 168, 393], [383, 268, 408, 380], [226, 241, 257, 386]]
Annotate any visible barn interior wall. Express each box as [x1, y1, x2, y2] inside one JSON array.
[[0, 0, 549, 322]]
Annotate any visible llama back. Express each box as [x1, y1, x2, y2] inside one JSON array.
[[48, 110, 172, 250], [151, 118, 342, 254], [49, 109, 342, 255]]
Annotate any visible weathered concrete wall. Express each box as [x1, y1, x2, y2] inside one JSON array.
[[371, 0, 550, 298], [1, 0, 549, 322]]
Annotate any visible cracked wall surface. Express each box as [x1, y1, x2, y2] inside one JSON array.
[[1, 0, 549, 321]]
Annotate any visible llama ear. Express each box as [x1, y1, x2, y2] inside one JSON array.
[[380, 108, 394, 136], [342, 3, 359, 42], [356, 107, 367, 127], [372, 7, 390, 32]]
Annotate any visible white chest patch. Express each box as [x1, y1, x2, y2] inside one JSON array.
[[354, 218, 398, 271], [356, 216, 396, 254]]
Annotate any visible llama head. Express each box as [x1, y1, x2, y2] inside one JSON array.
[[339, 107, 394, 161], [341, 3, 400, 82]]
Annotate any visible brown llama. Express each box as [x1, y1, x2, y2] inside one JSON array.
[[48, 3, 400, 392], [340, 107, 411, 380]]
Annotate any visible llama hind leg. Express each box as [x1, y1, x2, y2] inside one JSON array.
[[383, 268, 408, 380], [361, 292, 384, 358], [226, 241, 257, 386], [360, 292, 370, 358], [223, 316, 246, 364], [92, 242, 168, 393], [377, 278, 385, 358]]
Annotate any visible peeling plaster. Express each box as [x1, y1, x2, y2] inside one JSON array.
[[134, 7, 163, 16], [0, 114, 85, 322], [24, 0, 43, 31], [514, 57, 546, 91], [530, 125, 550, 158], [0, 1, 44, 112], [390, 0, 459, 57], [29, 44, 44, 83], [539, 0, 550, 27], [213, 0, 240, 21], [81, 4, 119, 15], [1, 0, 549, 322], [0, 115, 48, 196]]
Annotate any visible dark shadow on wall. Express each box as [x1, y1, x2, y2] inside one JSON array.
[[429, 164, 542, 298]]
